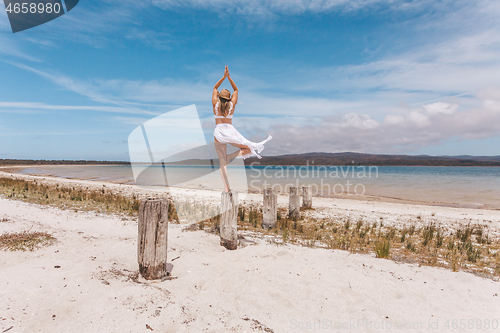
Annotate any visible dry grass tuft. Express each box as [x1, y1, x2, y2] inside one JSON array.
[[200, 204, 500, 279], [0, 231, 56, 251], [374, 239, 391, 258], [0, 176, 142, 216]]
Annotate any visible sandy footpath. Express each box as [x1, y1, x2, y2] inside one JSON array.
[[1, 194, 500, 332]]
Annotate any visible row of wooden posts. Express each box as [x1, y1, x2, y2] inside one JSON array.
[[220, 185, 312, 249], [137, 186, 313, 280]]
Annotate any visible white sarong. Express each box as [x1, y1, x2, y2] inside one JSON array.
[[214, 123, 272, 159]]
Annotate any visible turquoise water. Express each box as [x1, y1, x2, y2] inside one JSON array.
[[15, 165, 500, 209]]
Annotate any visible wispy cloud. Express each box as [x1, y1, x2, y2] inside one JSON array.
[[24, 38, 57, 48], [0, 130, 122, 136], [1, 0, 147, 52], [0, 34, 42, 62], [40, 0, 142, 48], [4, 61, 182, 113], [111, 116, 154, 126], [92, 79, 209, 104], [268, 30, 500, 121], [149, 0, 439, 17], [125, 28, 173, 50], [0, 102, 160, 115]]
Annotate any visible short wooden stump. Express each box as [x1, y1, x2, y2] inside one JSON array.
[[289, 186, 301, 220], [137, 198, 169, 280], [263, 188, 277, 229]]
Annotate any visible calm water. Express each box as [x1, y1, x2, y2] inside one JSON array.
[[16, 165, 500, 209]]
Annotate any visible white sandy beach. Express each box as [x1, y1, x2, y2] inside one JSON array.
[[1, 171, 500, 332]]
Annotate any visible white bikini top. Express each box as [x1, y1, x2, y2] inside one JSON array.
[[214, 101, 234, 119]]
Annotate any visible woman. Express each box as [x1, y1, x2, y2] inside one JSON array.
[[213, 66, 272, 192]]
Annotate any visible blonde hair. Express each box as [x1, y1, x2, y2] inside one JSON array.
[[219, 97, 230, 117]]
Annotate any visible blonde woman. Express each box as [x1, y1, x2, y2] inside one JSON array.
[[213, 66, 272, 192]]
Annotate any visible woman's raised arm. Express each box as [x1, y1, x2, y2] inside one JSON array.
[[227, 70, 238, 106], [212, 67, 227, 107]]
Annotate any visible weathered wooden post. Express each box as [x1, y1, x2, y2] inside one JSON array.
[[289, 186, 301, 220], [138, 198, 169, 280], [220, 191, 238, 250], [302, 185, 312, 209], [262, 188, 277, 229]]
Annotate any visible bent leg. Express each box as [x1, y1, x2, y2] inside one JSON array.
[[228, 142, 251, 157], [226, 148, 242, 162]]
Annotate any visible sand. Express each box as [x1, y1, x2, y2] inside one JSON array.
[[1, 171, 500, 332]]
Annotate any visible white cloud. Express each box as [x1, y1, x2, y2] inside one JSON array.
[[478, 86, 500, 100], [406, 110, 430, 128], [423, 102, 458, 115], [342, 113, 379, 129], [384, 114, 405, 126], [263, 89, 500, 155]]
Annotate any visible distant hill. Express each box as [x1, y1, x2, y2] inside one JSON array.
[[243, 152, 500, 166], [2, 153, 500, 167], [444, 155, 500, 162]]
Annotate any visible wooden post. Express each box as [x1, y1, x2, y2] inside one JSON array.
[[138, 198, 169, 280], [289, 186, 300, 220], [220, 191, 238, 250], [302, 185, 312, 209], [262, 188, 277, 229]]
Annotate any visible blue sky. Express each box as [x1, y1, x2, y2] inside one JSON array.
[[1, 0, 500, 160]]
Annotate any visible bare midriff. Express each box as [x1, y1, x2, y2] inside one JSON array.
[[215, 119, 232, 125]]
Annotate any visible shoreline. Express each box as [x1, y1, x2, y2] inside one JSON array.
[[1, 165, 498, 211], [3, 160, 500, 167]]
